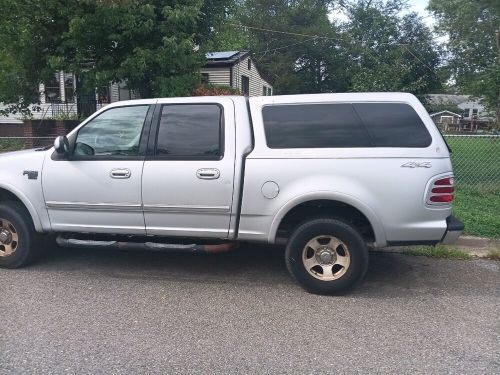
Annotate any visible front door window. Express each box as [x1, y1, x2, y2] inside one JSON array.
[[74, 105, 149, 157]]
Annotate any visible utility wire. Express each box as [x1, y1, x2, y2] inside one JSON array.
[[230, 22, 439, 75], [229, 22, 339, 41]]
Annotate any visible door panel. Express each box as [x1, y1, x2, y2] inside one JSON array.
[[142, 98, 236, 238], [42, 104, 153, 234], [43, 160, 145, 234]]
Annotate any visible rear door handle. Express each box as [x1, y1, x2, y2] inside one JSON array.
[[110, 168, 131, 179], [196, 168, 220, 180]]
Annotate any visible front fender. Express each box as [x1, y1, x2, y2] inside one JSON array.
[[268, 191, 387, 247], [0, 181, 44, 232]]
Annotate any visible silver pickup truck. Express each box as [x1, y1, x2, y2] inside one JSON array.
[[0, 93, 463, 294]]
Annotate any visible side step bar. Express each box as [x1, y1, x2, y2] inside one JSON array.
[[56, 236, 237, 254]]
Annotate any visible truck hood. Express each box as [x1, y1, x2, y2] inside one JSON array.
[[0, 148, 48, 171]]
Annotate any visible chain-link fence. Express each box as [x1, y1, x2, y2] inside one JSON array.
[[0, 134, 499, 190], [444, 135, 500, 191]]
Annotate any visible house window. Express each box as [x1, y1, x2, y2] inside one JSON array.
[[118, 82, 131, 101], [45, 72, 62, 103], [248, 59, 252, 70], [241, 75, 249, 96], [64, 73, 75, 103], [472, 108, 478, 117], [263, 86, 267, 96], [201, 73, 209, 84], [267, 87, 272, 96], [463, 109, 471, 118]]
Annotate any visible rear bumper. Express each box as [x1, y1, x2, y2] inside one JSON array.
[[441, 216, 464, 245]]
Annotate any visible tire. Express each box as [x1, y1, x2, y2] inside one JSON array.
[[0, 201, 41, 268], [285, 217, 369, 295]]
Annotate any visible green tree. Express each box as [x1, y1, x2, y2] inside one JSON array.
[[0, 0, 228, 114], [428, 0, 500, 122], [341, 0, 443, 99], [234, 0, 351, 94]]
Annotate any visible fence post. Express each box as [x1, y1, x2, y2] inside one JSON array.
[[23, 120, 34, 148]]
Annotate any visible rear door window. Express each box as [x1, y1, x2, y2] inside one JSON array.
[[156, 104, 223, 159]]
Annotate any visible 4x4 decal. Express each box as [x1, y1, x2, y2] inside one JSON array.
[[401, 162, 432, 168]]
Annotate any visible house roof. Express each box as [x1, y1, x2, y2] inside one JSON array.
[[430, 110, 462, 118], [427, 94, 472, 105], [204, 51, 250, 66], [205, 51, 240, 60]]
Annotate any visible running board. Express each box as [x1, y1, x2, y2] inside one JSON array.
[[56, 236, 237, 254]]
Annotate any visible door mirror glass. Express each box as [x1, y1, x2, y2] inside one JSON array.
[[54, 136, 70, 155]]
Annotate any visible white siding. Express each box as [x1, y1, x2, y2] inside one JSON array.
[[110, 83, 120, 103], [200, 67, 231, 86], [231, 56, 272, 96], [457, 100, 491, 120]]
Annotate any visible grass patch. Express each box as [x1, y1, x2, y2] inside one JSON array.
[[453, 186, 500, 239], [444, 136, 499, 239], [446, 136, 500, 187], [0, 138, 24, 152], [486, 249, 500, 260], [403, 244, 472, 260]]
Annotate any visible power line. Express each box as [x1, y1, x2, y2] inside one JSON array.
[[229, 22, 339, 41], [256, 37, 318, 59], [230, 22, 439, 75]]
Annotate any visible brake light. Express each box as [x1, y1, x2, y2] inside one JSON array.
[[434, 177, 454, 186], [430, 195, 453, 203], [428, 176, 455, 205], [431, 187, 454, 194]]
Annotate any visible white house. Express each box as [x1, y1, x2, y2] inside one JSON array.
[[0, 51, 273, 125], [427, 94, 493, 120], [201, 51, 273, 96]]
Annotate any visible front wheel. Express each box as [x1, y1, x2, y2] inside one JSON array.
[[0, 201, 41, 268], [285, 217, 369, 295]]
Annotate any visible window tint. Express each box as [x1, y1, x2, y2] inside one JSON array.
[[353, 103, 432, 147], [156, 104, 222, 159], [263, 102, 431, 149], [263, 103, 371, 148], [75, 105, 149, 157]]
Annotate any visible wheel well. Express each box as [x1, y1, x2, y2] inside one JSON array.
[[0, 188, 31, 218], [276, 200, 375, 244]]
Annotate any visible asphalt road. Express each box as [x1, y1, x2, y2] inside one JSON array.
[[0, 245, 498, 374]]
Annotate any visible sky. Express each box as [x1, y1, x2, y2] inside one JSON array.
[[332, 0, 434, 26], [331, 0, 445, 44], [408, 0, 434, 28]]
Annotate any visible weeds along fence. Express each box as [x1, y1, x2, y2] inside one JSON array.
[[0, 136, 55, 151], [0, 134, 498, 190]]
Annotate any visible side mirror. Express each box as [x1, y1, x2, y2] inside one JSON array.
[[54, 136, 70, 155]]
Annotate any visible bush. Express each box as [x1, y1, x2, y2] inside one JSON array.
[[191, 84, 241, 96]]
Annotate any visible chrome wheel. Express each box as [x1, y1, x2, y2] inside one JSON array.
[[0, 218, 19, 257], [302, 235, 350, 281]]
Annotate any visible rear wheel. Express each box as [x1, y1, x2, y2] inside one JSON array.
[[0, 201, 41, 268], [285, 217, 369, 295]]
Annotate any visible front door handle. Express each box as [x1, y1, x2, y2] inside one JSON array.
[[110, 168, 131, 179], [196, 168, 220, 180]]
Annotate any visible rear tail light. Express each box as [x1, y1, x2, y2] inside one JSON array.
[[427, 176, 454, 205]]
